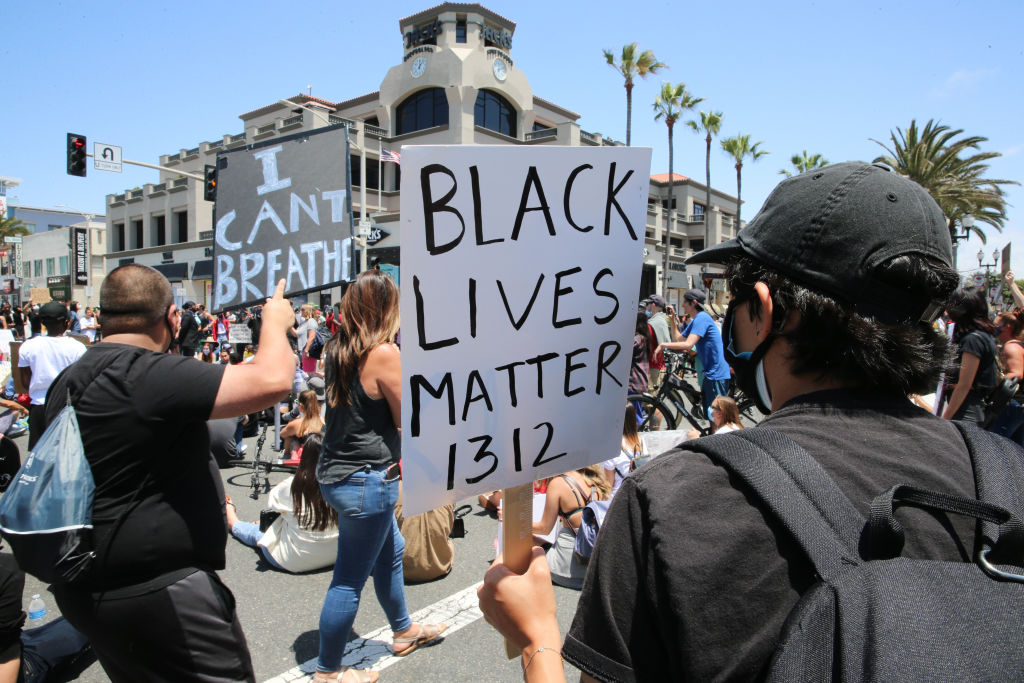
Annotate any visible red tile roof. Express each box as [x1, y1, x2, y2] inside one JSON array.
[[650, 172, 690, 183]]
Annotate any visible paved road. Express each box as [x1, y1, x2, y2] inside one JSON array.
[[10, 428, 587, 682]]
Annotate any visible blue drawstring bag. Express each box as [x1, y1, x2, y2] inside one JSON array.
[[0, 397, 95, 584]]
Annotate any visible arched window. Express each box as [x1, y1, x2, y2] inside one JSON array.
[[475, 90, 516, 138], [395, 88, 449, 135]]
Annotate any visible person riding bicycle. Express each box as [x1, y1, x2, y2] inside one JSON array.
[[655, 288, 731, 416]]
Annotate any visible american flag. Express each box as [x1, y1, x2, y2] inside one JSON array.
[[380, 148, 401, 165]]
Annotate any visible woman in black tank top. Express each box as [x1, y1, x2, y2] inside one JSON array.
[[313, 271, 446, 683]]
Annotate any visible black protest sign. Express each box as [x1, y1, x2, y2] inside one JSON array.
[[212, 125, 354, 311]]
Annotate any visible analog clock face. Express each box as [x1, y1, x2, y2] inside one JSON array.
[[411, 56, 427, 78], [492, 58, 507, 81]]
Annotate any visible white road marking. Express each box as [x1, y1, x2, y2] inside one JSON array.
[[263, 581, 484, 682]]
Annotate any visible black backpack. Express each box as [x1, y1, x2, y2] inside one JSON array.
[[307, 326, 329, 360], [687, 423, 1024, 681]]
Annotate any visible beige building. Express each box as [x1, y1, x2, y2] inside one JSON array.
[[21, 218, 107, 307], [103, 2, 740, 309]]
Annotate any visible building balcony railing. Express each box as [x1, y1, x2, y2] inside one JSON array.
[[165, 153, 181, 164], [525, 128, 556, 142], [169, 177, 189, 192], [126, 190, 143, 202], [206, 139, 224, 151], [183, 147, 199, 160], [148, 183, 167, 196], [254, 122, 276, 138], [328, 114, 357, 128], [226, 133, 247, 148], [579, 130, 598, 145], [364, 123, 387, 137], [681, 214, 705, 224], [281, 114, 304, 129]]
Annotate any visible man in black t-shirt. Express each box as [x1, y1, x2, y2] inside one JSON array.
[[42, 264, 296, 683], [477, 164, 1004, 681]]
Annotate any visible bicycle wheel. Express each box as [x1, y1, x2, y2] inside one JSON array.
[[627, 394, 677, 431]]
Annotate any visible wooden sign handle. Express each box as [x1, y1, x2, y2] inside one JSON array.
[[501, 482, 534, 659]]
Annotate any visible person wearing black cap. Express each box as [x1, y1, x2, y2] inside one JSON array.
[[655, 287, 732, 418], [175, 300, 201, 357], [16, 301, 85, 449], [477, 163, 1018, 681]]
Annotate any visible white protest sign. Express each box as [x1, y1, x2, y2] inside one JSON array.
[[400, 145, 651, 515]]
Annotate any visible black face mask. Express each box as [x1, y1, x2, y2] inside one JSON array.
[[722, 297, 776, 414], [163, 305, 175, 352]]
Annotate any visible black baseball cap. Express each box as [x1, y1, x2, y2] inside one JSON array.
[[38, 301, 67, 320], [686, 162, 951, 324]]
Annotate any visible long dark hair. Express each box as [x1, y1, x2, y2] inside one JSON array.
[[622, 402, 640, 452], [291, 434, 336, 531], [947, 287, 997, 340], [324, 270, 400, 408]]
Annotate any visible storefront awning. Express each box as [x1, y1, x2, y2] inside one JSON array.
[[150, 263, 188, 282], [191, 260, 213, 280]]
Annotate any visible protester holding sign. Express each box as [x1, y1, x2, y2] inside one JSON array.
[[315, 270, 446, 683]]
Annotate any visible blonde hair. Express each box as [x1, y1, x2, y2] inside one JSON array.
[[578, 464, 612, 501]]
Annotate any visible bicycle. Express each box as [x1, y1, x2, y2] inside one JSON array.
[[627, 351, 710, 435]]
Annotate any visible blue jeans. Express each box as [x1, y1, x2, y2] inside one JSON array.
[[20, 616, 92, 683], [702, 378, 731, 417], [989, 400, 1024, 445], [231, 521, 284, 570], [316, 465, 410, 672]]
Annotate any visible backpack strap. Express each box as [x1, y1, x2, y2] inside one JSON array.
[[952, 421, 1024, 560], [685, 427, 865, 583]]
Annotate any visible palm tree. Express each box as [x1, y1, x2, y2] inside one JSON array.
[[720, 134, 768, 227], [686, 110, 723, 252], [779, 150, 828, 177], [871, 119, 1018, 252], [653, 82, 704, 296], [0, 216, 29, 240], [603, 43, 667, 146]]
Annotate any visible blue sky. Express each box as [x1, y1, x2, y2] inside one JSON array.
[[3, 0, 1021, 276]]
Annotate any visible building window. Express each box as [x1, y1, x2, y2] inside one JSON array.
[[456, 19, 467, 43], [45, 258, 55, 276], [22, 222, 35, 233], [58, 256, 69, 275], [174, 212, 188, 243], [115, 223, 125, 251], [132, 219, 143, 249], [662, 198, 677, 211], [153, 214, 166, 247], [475, 90, 516, 137], [689, 238, 704, 252], [533, 121, 553, 132], [33, 260, 42, 277], [365, 116, 379, 127], [692, 202, 705, 217], [395, 88, 449, 135]]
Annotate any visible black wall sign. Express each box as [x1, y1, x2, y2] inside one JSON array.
[[211, 125, 354, 311], [73, 227, 89, 285]]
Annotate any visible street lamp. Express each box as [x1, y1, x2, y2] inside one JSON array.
[[978, 248, 999, 276], [952, 213, 974, 265]]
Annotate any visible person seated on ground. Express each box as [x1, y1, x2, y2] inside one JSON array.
[[198, 341, 215, 363], [394, 482, 455, 583], [532, 465, 611, 589], [207, 417, 242, 468], [280, 389, 324, 460], [225, 434, 339, 573], [604, 403, 647, 493], [218, 346, 233, 365], [0, 550, 93, 683], [688, 394, 746, 439]]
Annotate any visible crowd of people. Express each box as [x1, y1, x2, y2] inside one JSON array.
[[3, 163, 1024, 681]]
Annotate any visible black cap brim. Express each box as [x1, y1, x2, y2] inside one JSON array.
[[685, 237, 746, 266]]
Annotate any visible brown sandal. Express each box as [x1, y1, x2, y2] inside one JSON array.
[[392, 622, 447, 657]]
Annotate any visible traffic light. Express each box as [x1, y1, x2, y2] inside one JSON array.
[[204, 164, 217, 202], [66, 133, 87, 177]]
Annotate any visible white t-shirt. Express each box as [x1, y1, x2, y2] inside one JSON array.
[[259, 475, 339, 573], [82, 316, 98, 342], [603, 442, 647, 494], [17, 335, 87, 404]]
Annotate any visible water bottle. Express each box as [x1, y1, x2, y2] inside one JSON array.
[[27, 594, 46, 621]]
